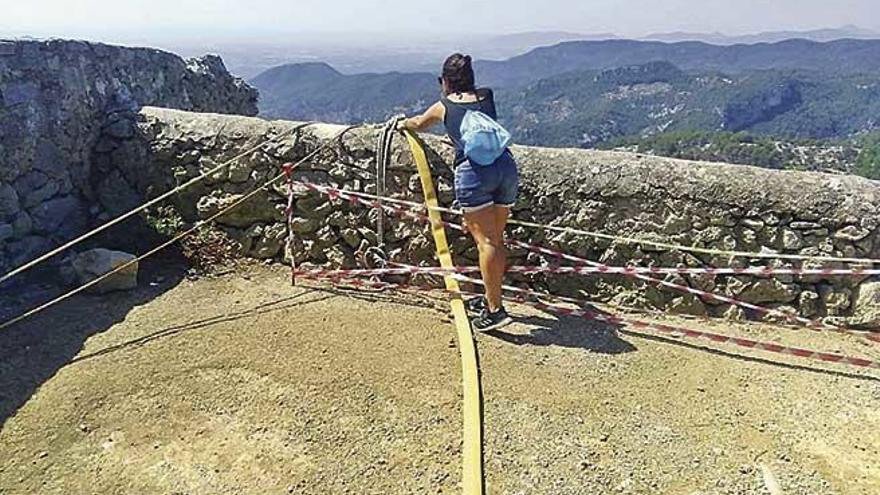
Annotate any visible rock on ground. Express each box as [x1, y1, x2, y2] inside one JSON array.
[[71, 248, 138, 293]]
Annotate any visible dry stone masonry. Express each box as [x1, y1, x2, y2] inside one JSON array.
[[0, 39, 257, 275], [1, 39, 878, 326], [94, 107, 880, 326]]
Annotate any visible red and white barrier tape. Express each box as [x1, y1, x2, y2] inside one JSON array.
[[295, 267, 410, 292], [450, 270, 880, 344], [284, 163, 298, 286], [529, 265, 880, 277], [294, 266, 475, 278], [290, 260, 879, 343], [506, 239, 847, 332], [294, 263, 880, 278], [294, 269, 880, 371], [291, 178, 880, 265], [294, 180, 851, 332], [514, 296, 880, 370]]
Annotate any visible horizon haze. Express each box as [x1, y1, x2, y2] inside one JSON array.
[[5, 0, 880, 43]]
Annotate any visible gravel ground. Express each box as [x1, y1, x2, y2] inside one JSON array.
[[1, 264, 879, 494]]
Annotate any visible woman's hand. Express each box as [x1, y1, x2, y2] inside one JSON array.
[[398, 102, 444, 133]]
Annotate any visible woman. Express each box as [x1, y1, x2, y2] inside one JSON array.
[[398, 53, 519, 332]]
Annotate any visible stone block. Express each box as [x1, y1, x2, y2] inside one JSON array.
[[834, 225, 871, 242], [798, 290, 820, 318], [781, 229, 803, 250], [71, 248, 138, 293], [7, 236, 52, 266], [722, 304, 747, 321], [670, 295, 707, 316], [290, 217, 319, 235], [738, 279, 799, 304], [12, 211, 32, 236], [197, 191, 281, 228], [29, 196, 85, 235], [849, 280, 880, 328], [96, 170, 141, 216], [22, 180, 60, 209], [819, 286, 852, 317], [250, 223, 286, 259], [0, 183, 20, 218], [0, 223, 13, 241]]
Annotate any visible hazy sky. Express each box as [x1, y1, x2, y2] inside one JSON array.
[[4, 0, 880, 42]]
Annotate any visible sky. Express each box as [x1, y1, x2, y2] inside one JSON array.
[[3, 0, 880, 43]]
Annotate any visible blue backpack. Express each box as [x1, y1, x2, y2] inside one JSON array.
[[460, 110, 513, 166]]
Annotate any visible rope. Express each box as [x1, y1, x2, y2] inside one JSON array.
[[0, 125, 355, 332], [0, 122, 315, 286]]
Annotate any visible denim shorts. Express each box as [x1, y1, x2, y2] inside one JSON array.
[[453, 151, 519, 212]]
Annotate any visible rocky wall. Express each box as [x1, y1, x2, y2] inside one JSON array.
[[97, 107, 880, 325], [0, 39, 258, 274]]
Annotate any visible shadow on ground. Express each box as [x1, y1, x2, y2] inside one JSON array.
[[0, 257, 186, 429], [486, 307, 636, 355], [69, 288, 331, 366], [310, 281, 637, 355]]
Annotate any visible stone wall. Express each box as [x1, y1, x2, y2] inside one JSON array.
[[95, 107, 880, 325], [0, 39, 258, 274]]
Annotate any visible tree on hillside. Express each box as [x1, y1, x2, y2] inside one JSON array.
[[855, 133, 880, 179]]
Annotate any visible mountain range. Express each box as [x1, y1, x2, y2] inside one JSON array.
[[251, 63, 437, 122], [474, 38, 880, 88], [643, 25, 880, 45], [251, 38, 880, 147]]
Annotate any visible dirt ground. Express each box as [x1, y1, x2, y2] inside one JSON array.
[[1, 263, 879, 495]]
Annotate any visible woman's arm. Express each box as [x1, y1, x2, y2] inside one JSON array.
[[399, 101, 445, 132]]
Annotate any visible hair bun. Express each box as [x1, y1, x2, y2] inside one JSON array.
[[464, 55, 472, 64]]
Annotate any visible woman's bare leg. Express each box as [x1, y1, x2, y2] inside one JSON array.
[[463, 207, 504, 312], [492, 206, 511, 281]]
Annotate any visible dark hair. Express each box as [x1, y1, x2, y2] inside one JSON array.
[[442, 53, 476, 94]]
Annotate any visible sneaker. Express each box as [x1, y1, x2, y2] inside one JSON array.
[[465, 296, 486, 314], [472, 307, 513, 332]]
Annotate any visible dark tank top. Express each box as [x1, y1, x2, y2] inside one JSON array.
[[441, 88, 497, 165]]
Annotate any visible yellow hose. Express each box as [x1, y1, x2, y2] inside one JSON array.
[[404, 130, 485, 495]]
